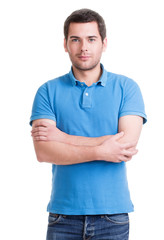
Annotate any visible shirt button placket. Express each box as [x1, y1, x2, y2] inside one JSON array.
[[82, 88, 92, 108]]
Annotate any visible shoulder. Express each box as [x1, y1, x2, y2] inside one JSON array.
[[42, 73, 70, 88], [106, 71, 140, 91], [37, 73, 70, 94], [107, 71, 136, 85]]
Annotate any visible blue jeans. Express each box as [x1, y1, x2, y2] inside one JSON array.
[[46, 213, 129, 240]]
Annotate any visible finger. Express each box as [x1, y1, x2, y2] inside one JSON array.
[[127, 146, 136, 151], [119, 155, 133, 162], [33, 121, 50, 128], [121, 156, 132, 162], [121, 141, 137, 150], [122, 149, 138, 157], [31, 126, 47, 133], [32, 135, 47, 141], [31, 131, 47, 137]]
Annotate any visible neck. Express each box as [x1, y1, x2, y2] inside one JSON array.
[[72, 64, 102, 87]]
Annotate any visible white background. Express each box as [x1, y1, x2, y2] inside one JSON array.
[[0, 0, 164, 239]]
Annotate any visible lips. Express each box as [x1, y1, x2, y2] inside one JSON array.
[[78, 55, 90, 60]]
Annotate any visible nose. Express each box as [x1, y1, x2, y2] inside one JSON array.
[[81, 40, 88, 52]]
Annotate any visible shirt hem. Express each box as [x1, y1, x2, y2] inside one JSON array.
[[29, 115, 56, 126], [119, 111, 147, 124], [47, 207, 134, 215]]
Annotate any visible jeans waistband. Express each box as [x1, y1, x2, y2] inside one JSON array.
[[49, 213, 124, 220]]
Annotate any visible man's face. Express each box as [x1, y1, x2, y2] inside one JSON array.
[[64, 22, 107, 71]]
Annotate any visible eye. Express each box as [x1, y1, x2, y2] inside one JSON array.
[[71, 38, 80, 42], [89, 38, 96, 42]]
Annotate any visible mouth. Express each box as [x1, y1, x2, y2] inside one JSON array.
[[78, 55, 91, 61]]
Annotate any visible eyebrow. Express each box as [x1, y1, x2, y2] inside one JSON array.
[[70, 36, 80, 39], [70, 36, 98, 39]]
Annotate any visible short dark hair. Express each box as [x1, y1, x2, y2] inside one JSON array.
[[64, 8, 106, 42]]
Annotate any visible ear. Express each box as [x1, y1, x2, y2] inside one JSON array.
[[102, 37, 107, 52], [64, 38, 68, 52]]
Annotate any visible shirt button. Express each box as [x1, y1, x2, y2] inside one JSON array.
[[85, 92, 89, 96], [81, 84, 84, 86]]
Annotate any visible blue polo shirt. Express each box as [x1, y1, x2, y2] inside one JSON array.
[[30, 64, 147, 215]]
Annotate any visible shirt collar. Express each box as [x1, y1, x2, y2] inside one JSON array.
[[69, 63, 108, 87]]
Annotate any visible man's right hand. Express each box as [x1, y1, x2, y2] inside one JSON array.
[[97, 132, 138, 163]]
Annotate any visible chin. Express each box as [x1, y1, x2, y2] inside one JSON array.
[[73, 62, 100, 71]]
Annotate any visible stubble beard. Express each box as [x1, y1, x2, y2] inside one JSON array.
[[71, 59, 100, 72]]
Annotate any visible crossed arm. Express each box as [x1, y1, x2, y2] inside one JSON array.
[[31, 115, 143, 165]]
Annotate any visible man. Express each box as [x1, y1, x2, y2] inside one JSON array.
[[30, 9, 147, 240]]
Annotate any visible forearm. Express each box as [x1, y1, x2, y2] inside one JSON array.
[[32, 118, 140, 165], [32, 119, 109, 165], [33, 131, 138, 165], [64, 133, 111, 146], [31, 120, 112, 146], [34, 140, 98, 165]]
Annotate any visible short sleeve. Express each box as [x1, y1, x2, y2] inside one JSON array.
[[119, 79, 147, 124], [29, 83, 56, 126]]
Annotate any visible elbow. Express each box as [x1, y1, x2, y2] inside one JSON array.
[[33, 141, 59, 164], [37, 157, 44, 163], [35, 152, 45, 163], [33, 143, 48, 163], [33, 141, 49, 163], [35, 150, 58, 164]]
